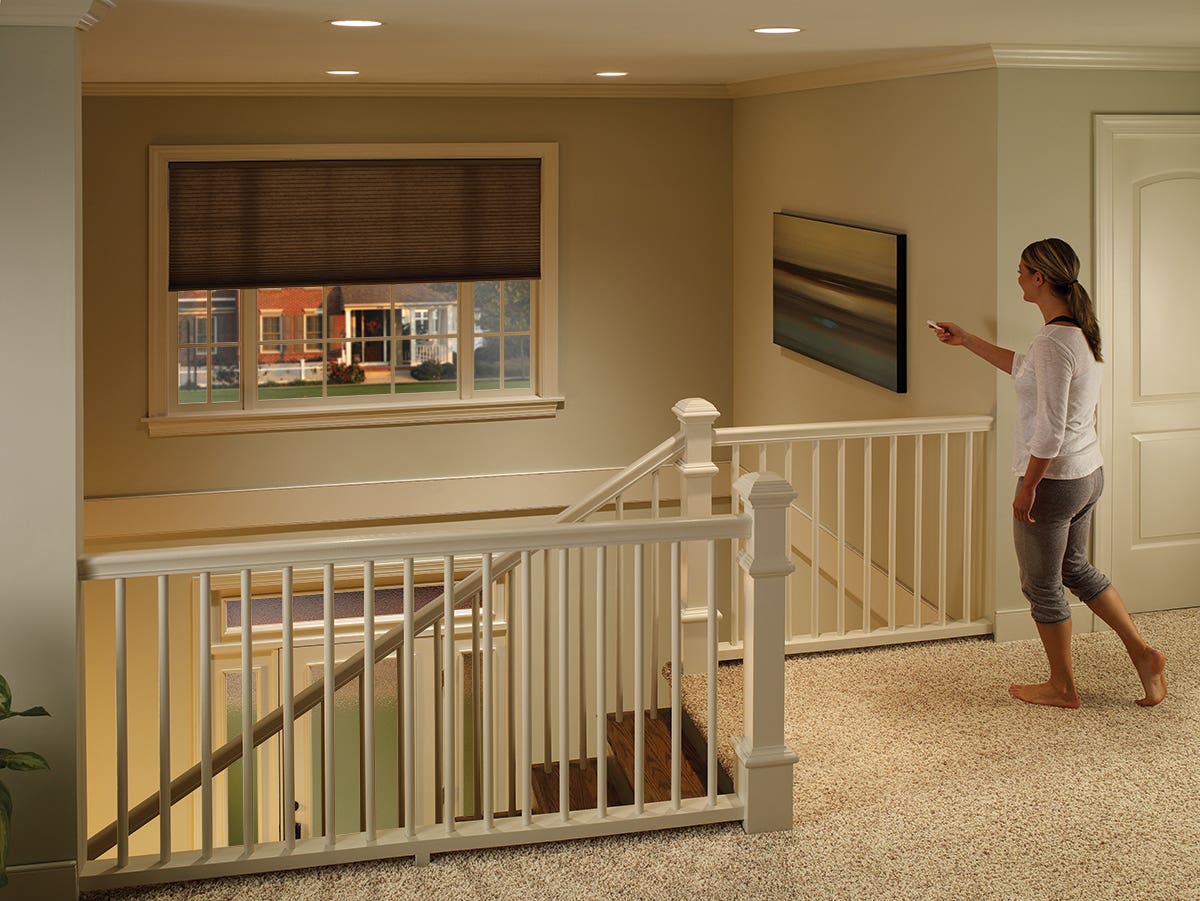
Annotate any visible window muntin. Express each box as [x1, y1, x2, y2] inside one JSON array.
[[173, 280, 534, 411]]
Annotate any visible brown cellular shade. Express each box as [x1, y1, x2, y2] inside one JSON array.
[[168, 158, 542, 291]]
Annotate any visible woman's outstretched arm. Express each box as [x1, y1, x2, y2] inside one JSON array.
[[931, 321, 1015, 374]]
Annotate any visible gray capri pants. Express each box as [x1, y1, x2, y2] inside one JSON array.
[[1012, 467, 1112, 624]]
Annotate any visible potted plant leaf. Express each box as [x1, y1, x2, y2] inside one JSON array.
[[0, 674, 50, 888]]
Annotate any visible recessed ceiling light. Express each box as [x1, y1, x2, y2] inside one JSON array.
[[595, 71, 628, 78], [329, 19, 383, 27], [325, 70, 361, 76], [753, 26, 803, 34]]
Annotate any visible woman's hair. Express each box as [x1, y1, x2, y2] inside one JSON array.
[[1021, 238, 1102, 362]]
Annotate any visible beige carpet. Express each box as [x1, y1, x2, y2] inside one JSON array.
[[86, 608, 1199, 901]]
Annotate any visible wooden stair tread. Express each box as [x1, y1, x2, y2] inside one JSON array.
[[530, 756, 631, 815], [606, 709, 707, 803]]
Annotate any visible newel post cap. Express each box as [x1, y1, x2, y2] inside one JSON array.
[[734, 471, 797, 509], [671, 397, 721, 425]]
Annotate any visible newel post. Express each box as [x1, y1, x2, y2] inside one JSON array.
[[732, 471, 799, 834], [673, 398, 721, 672]]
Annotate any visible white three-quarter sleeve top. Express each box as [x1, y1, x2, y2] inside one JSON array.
[[1011, 324, 1104, 480]]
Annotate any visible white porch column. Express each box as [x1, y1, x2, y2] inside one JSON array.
[[732, 472, 799, 834], [0, 3, 100, 897], [672, 398, 720, 673]]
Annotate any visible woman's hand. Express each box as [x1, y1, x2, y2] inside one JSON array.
[[1013, 482, 1037, 523], [931, 321, 967, 346]]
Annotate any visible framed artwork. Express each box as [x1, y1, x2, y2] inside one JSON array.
[[772, 212, 907, 393]]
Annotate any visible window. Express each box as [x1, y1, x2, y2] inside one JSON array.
[[147, 143, 560, 436]]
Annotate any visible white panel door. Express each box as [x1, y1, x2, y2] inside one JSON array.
[[1095, 115, 1200, 611]]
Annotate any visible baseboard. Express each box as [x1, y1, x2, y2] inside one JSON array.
[[1, 859, 76, 899], [993, 602, 1094, 642]]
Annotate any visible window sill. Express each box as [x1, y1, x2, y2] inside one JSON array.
[[143, 396, 565, 437]]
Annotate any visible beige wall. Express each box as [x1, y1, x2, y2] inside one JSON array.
[[0, 25, 81, 875], [992, 68, 1200, 639], [730, 70, 1000, 620], [731, 69, 999, 426], [82, 96, 732, 507]]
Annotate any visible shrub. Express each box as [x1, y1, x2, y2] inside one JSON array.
[[326, 360, 365, 384], [411, 360, 456, 381]]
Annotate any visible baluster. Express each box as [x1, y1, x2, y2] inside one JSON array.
[[633, 544, 645, 815], [158, 575, 171, 860], [595, 545, 608, 817], [784, 442, 794, 643], [432, 618, 443, 825], [706, 540, 718, 806], [888, 436, 898, 631], [810, 440, 821, 638], [472, 584, 482, 818], [363, 560, 376, 841], [443, 555, 456, 833], [506, 570, 516, 814], [281, 566, 294, 852], [557, 548, 570, 822], [403, 558, 416, 839], [521, 550, 533, 826], [730, 446, 740, 649], [837, 439, 846, 636], [758, 442, 767, 474], [241, 569, 254, 850], [863, 438, 873, 634], [482, 554, 494, 829], [614, 495, 624, 725], [576, 548, 587, 764], [914, 436, 924, 629], [115, 578, 129, 867], [542, 551, 552, 775], [651, 470, 662, 717], [962, 433, 975, 624], [200, 571, 214, 858], [939, 432, 950, 626], [670, 542, 682, 810], [322, 564, 335, 847]]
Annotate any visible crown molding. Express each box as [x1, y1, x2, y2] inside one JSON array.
[[992, 45, 1200, 70], [0, 0, 115, 30], [728, 46, 998, 98], [81, 81, 731, 99]]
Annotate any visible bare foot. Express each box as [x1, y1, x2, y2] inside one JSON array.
[[1134, 646, 1167, 707], [1008, 682, 1081, 709]]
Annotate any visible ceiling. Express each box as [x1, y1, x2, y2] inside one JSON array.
[[52, 0, 1200, 87]]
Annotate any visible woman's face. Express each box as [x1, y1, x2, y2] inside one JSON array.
[[1017, 261, 1041, 302]]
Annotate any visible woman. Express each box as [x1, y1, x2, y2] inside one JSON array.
[[934, 238, 1166, 709]]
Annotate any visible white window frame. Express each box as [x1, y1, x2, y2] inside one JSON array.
[[146, 142, 561, 437]]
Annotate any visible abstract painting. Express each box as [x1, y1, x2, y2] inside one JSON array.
[[772, 212, 906, 392]]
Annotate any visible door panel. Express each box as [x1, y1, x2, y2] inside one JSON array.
[[1096, 116, 1200, 611]]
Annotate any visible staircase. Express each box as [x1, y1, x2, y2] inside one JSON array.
[[530, 707, 732, 815]]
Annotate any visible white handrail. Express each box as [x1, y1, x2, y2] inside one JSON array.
[[714, 415, 992, 446], [79, 514, 744, 582]]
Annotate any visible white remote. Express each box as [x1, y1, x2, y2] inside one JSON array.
[[926, 320, 944, 331]]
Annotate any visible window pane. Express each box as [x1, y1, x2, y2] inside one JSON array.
[[503, 335, 531, 387], [212, 290, 239, 343], [504, 281, 531, 332], [474, 281, 501, 334], [473, 336, 500, 390], [177, 291, 207, 345], [258, 344, 322, 399], [399, 339, 457, 393], [178, 347, 208, 405], [211, 345, 240, 402]]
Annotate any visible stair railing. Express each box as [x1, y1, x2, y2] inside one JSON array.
[[82, 430, 687, 863]]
